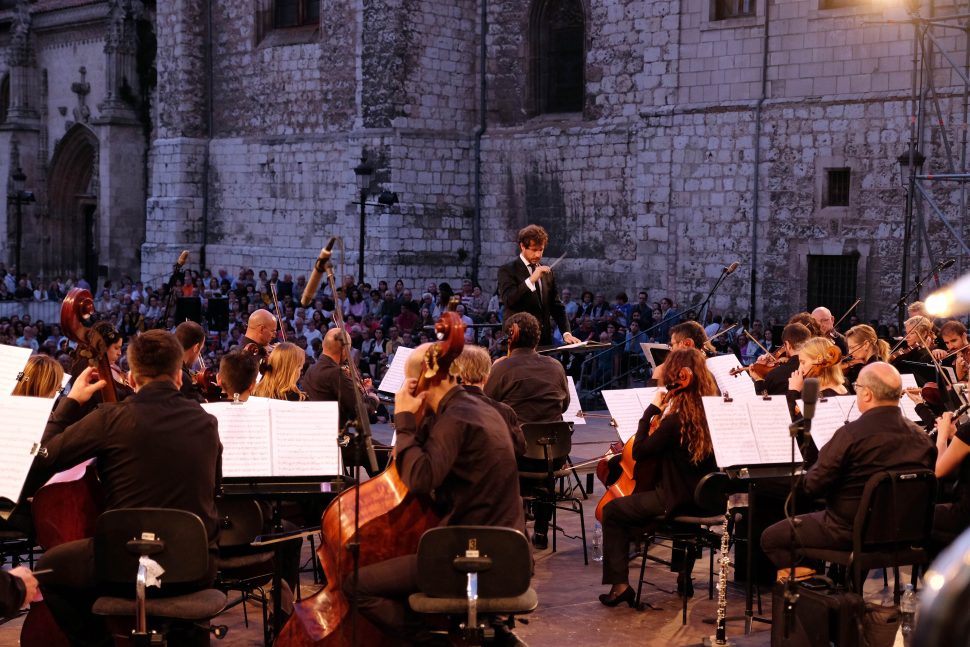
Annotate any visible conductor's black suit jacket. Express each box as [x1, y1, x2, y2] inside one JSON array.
[[497, 257, 571, 346]]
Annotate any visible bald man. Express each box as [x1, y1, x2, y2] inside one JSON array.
[[811, 306, 848, 355], [761, 362, 935, 568], [241, 308, 277, 361], [303, 327, 360, 427], [344, 343, 525, 644]]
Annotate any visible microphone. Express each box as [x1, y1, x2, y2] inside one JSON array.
[[801, 377, 820, 441], [939, 258, 956, 270], [177, 250, 189, 268], [301, 237, 337, 307], [724, 262, 740, 275]]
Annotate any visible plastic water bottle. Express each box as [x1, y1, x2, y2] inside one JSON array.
[[591, 522, 603, 562], [900, 584, 918, 647]]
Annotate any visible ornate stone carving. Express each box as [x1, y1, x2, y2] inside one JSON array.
[[70, 67, 92, 127], [6, 0, 33, 68]]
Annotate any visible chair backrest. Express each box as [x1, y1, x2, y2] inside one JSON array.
[[95, 508, 212, 585], [216, 498, 265, 549], [415, 526, 532, 599], [693, 471, 730, 517], [521, 421, 574, 464], [854, 469, 936, 552]]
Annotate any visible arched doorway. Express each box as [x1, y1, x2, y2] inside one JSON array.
[[47, 124, 99, 286]]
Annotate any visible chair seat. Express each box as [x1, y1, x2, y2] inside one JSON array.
[[408, 588, 538, 615], [670, 515, 724, 527], [799, 546, 927, 568], [93, 589, 227, 621]]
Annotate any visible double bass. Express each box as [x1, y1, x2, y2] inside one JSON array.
[[277, 310, 465, 646], [21, 288, 116, 646]]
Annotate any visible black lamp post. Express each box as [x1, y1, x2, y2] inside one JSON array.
[[897, 144, 926, 327], [7, 167, 35, 275], [353, 155, 375, 285]]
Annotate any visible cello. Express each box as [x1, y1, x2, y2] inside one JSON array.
[[594, 368, 693, 523], [21, 288, 117, 646], [277, 310, 465, 646]]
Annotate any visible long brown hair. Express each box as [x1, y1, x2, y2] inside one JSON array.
[[12, 355, 64, 398], [663, 348, 717, 464]]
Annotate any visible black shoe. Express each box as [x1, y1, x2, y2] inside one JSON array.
[[677, 572, 694, 599], [492, 623, 529, 646], [598, 587, 636, 608], [532, 532, 548, 550]]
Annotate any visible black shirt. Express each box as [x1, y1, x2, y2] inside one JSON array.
[[484, 348, 569, 424], [759, 356, 800, 396], [303, 355, 357, 427]]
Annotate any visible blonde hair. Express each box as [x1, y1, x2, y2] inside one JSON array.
[[454, 346, 492, 385], [904, 315, 935, 343], [13, 355, 64, 398], [846, 324, 890, 362], [798, 336, 845, 389], [253, 342, 306, 401]]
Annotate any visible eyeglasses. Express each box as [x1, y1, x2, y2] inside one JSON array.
[[852, 382, 872, 394]]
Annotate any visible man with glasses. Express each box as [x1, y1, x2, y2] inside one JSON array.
[[812, 306, 848, 355], [497, 224, 580, 347], [760, 362, 935, 570]]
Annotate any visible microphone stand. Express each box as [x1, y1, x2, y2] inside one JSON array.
[[697, 267, 736, 327], [324, 258, 379, 647], [782, 383, 817, 640], [894, 259, 950, 323]]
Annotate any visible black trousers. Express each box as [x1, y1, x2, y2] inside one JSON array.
[[601, 490, 665, 585], [518, 457, 565, 537], [760, 511, 850, 568], [342, 553, 420, 640]]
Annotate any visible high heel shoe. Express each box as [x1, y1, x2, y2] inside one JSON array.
[[598, 587, 636, 608]]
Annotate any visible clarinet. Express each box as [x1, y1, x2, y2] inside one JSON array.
[[713, 503, 733, 645]]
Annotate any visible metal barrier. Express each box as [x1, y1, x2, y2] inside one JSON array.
[[0, 301, 62, 323]]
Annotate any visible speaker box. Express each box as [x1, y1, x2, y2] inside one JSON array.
[[207, 298, 229, 331], [175, 297, 203, 325]]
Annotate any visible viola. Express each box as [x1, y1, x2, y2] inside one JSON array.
[[594, 369, 694, 523], [277, 310, 466, 646], [803, 346, 842, 379]]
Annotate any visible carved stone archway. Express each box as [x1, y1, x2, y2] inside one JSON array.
[[47, 123, 99, 285]]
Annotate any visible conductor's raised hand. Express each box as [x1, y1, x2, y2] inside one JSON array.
[[529, 265, 551, 284], [563, 332, 581, 344], [67, 366, 107, 405], [395, 377, 427, 415]]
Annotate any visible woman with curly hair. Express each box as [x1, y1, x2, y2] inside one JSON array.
[[253, 341, 306, 401], [598, 347, 718, 607]]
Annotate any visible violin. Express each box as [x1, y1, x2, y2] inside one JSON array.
[[193, 353, 224, 402], [278, 310, 465, 646], [730, 347, 788, 381], [594, 369, 694, 523], [841, 353, 867, 369], [889, 342, 921, 363]]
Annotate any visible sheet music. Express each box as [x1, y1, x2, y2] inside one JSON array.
[[0, 395, 57, 502], [268, 400, 341, 475], [0, 344, 32, 396], [203, 398, 273, 477], [898, 394, 922, 423], [706, 353, 759, 402], [748, 397, 801, 463], [797, 398, 848, 449], [633, 387, 661, 408], [602, 389, 647, 443], [900, 374, 919, 391], [702, 397, 758, 468], [564, 376, 585, 425], [556, 341, 589, 350], [377, 346, 414, 394]]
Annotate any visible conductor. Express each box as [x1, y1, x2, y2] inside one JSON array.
[[498, 224, 580, 347]]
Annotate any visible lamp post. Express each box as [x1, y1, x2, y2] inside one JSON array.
[[7, 167, 35, 275], [353, 155, 374, 285], [897, 144, 926, 327]]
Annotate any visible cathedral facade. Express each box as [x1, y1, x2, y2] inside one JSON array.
[[2, 0, 967, 323]]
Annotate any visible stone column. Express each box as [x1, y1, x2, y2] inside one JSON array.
[[141, 0, 209, 283]]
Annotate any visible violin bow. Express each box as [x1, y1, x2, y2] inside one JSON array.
[[708, 323, 737, 342], [744, 329, 771, 356], [832, 298, 862, 332]]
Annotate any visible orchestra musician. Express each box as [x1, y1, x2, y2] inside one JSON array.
[[932, 410, 970, 547], [485, 312, 569, 549], [12, 354, 64, 398], [752, 322, 812, 395], [217, 350, 260, 402], [344, 343, 525, 645], [175, 320, 207, 402], [253, 341, 307, 401], [811, 306, 848, 355], [598, 348, 718, 607], [761, 363, 934, 570], [72, 321, 134, 405], [497, 224, 580, 347], [240, 308, 277, 361], [651, 321, 714, 384], [932, 320, 970, 382], [452, 345, 526, 457], [892, 315, 937, 386], [31, 331, 222, 646], [787, 336, 849, 405], [842, 324, 890, 391], [304, 328, 378, 427]]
